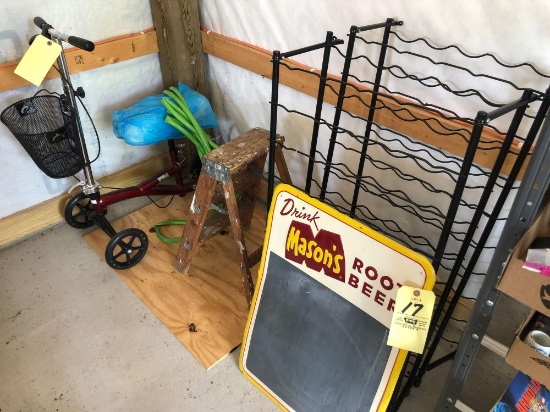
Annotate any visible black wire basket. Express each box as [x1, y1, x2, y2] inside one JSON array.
[[1, 94, 85, 178]]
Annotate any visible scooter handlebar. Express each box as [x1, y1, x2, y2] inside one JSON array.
[[34, 16, 50, 30], [33, 16, 95, 52], [67, 36, 95, 52]]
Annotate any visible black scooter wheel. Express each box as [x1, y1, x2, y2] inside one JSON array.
[[65, 193, 95, 229], [105, 228, 148, 270]]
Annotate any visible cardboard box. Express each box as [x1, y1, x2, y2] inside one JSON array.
[[497, 200, 550, 317], [506, 310, 550, 389]]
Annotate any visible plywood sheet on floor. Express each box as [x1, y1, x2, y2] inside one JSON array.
[[83, 194, 266, 370]]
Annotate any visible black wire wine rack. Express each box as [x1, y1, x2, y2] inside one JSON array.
[[265, 18, 550, 410]]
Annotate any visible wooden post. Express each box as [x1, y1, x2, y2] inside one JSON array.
[[149, 0, 206, 169], [149, 0, 207, 93]]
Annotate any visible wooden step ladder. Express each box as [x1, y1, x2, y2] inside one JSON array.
[[174, 128, 291, 306]]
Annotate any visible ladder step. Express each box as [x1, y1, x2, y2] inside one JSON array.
[[202, 127, 281, 182], [199, 193, 255, 243]]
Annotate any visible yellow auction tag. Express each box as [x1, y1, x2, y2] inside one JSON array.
[[14, 35, 62, 86], [387, 286, 435, 354]]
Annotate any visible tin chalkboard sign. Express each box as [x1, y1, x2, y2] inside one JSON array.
[[239, 184, 435, 411]]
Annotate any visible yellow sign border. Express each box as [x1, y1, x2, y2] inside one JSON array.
[[240, 184, 435, 411]]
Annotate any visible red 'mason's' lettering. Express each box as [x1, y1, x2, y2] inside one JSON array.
[[285, 221, 345, 282]]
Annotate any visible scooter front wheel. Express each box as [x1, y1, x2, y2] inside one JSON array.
[[65, 193, 95, 229], [105, 228, 148, 270]]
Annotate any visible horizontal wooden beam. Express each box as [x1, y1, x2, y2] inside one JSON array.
[[0, 153, 171, 249], [0, 29, 159, 93], [201, 30, 527, 179]]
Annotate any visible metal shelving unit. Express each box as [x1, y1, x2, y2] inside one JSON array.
[[436, 104, 550, 411]]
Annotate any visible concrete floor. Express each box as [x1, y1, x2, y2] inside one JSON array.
[[0, 199, 527, 411]]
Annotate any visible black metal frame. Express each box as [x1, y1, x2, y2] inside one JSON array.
[[266, 18, 550, 411]]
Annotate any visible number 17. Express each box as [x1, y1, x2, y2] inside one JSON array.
[[401, 302, 423, 317]]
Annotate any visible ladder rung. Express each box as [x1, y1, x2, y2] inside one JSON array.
[[198, 193, 255, 243]]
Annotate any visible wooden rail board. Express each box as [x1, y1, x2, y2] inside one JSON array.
[[83, 194, 265, 369], [201, 30, 528, 179], [0, 153, 171, 249], [0, 29, 159, 93]]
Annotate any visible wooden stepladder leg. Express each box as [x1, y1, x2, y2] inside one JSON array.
[[244, 140, 291, 272], [241, 153, 267, 231], [275, 142, 293, 186], [174, 172, 217, 274], [223, 177, 255, 306]]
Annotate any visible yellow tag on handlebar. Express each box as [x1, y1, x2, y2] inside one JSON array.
[[14, 35, 62, 86]]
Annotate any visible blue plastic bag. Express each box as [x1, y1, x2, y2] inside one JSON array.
[[112, 82, 218, 146]]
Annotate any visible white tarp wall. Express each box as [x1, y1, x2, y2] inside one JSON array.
[[200, 0, 550, 141], [198, 0, 550, 296], [0, 0, 164, 219], [1, 1, 549, 295]]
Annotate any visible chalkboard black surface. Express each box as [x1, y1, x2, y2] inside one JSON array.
[[244, 252, 393, 411]]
